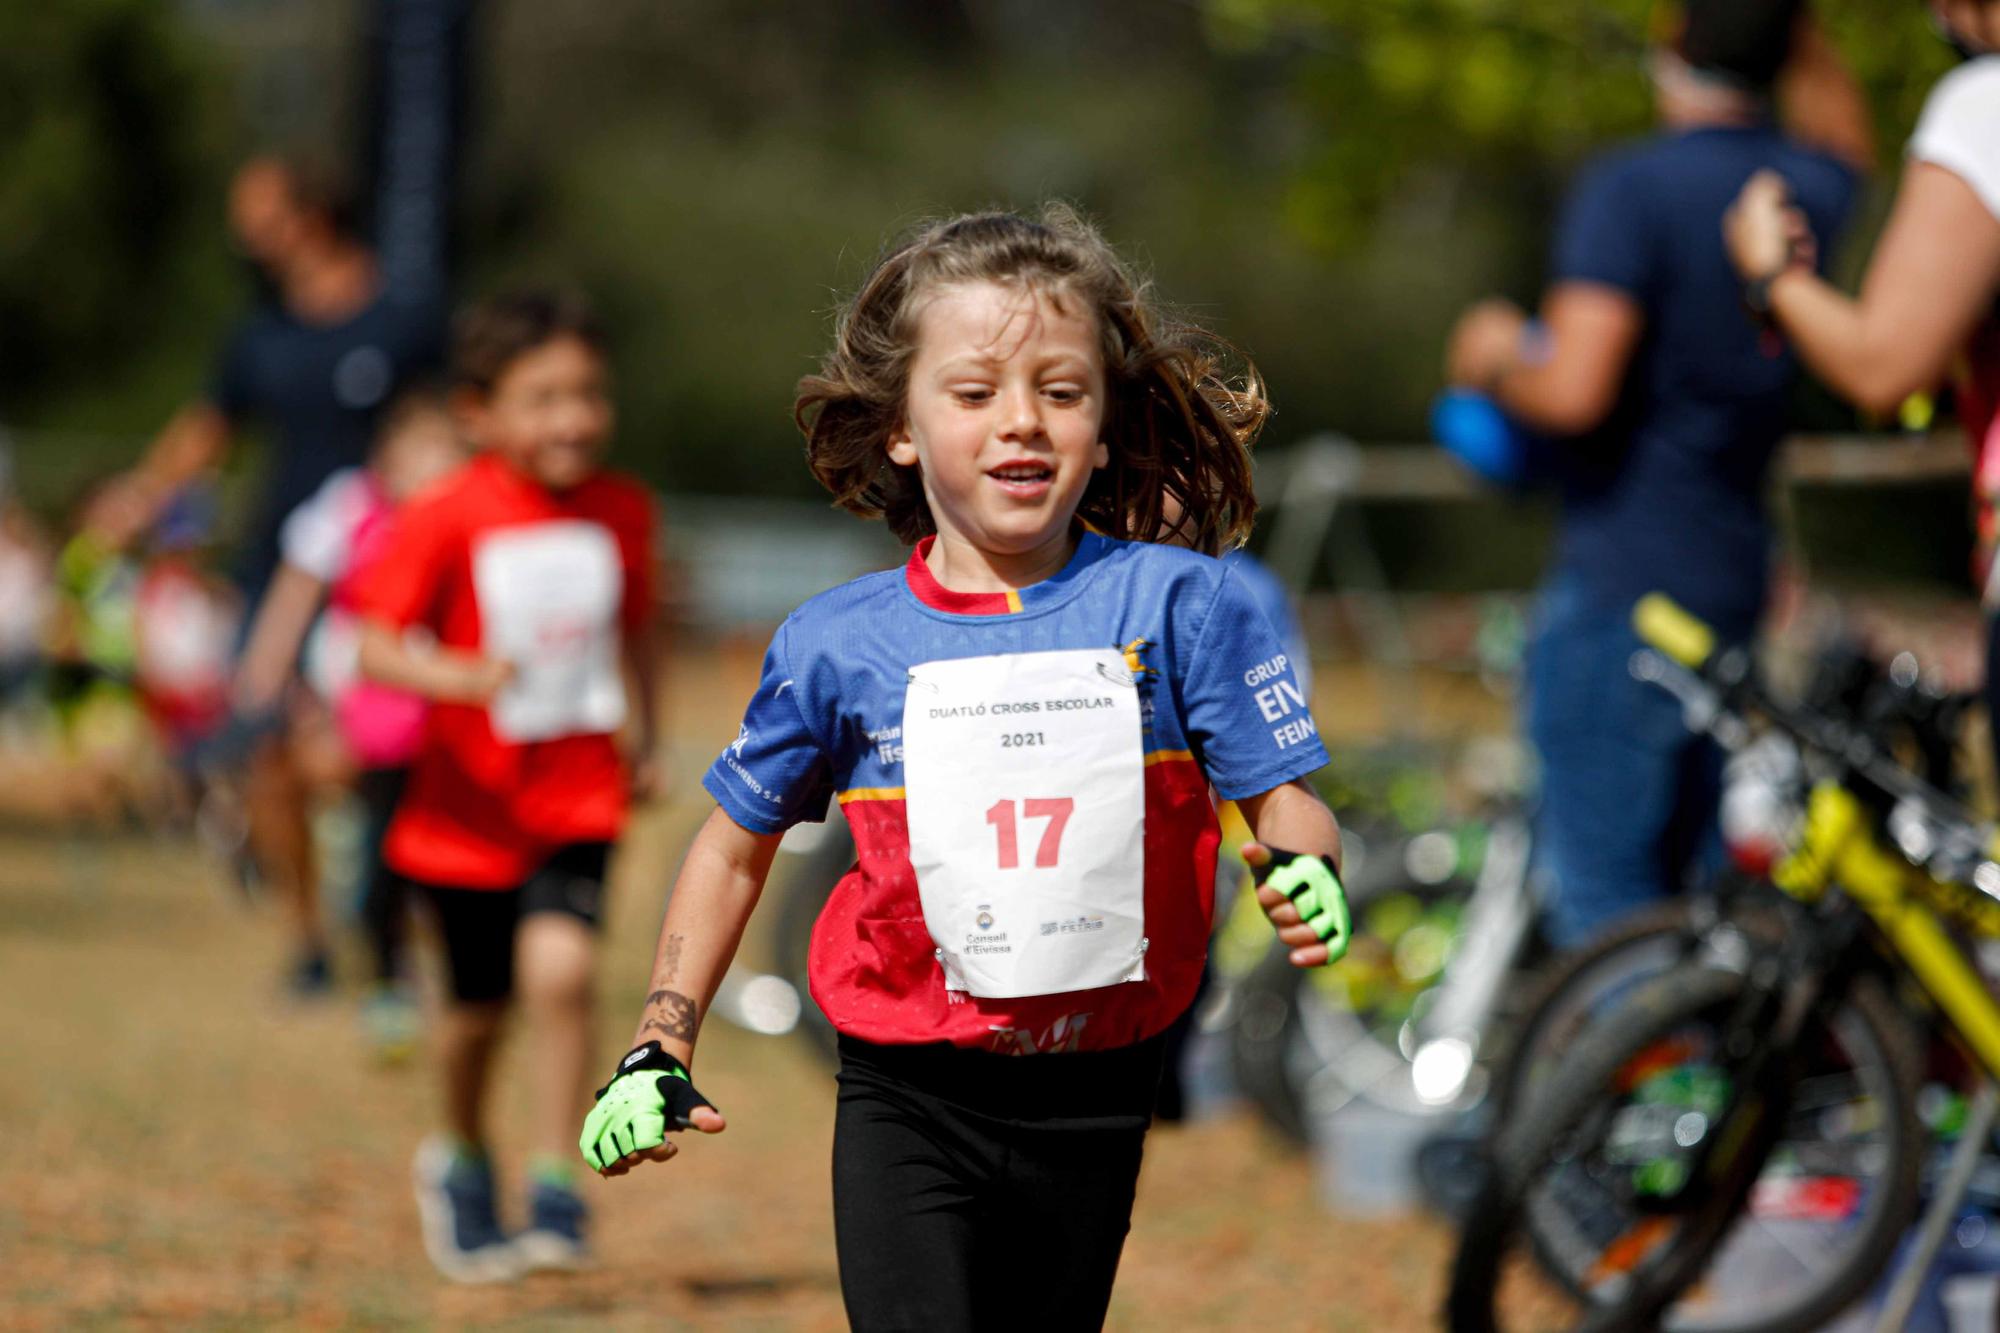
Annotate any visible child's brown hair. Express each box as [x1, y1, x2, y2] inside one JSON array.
[[452, 288, 607, 395], [794, 205, 1269, 555]]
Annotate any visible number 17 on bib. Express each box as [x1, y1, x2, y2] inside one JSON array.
[[902, 649, 1148, 999]]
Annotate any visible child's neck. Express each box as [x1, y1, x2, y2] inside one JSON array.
[[489, 449, 593, 494], [925, 525, 1079, 594]]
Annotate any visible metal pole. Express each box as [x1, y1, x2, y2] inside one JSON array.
[[1874, 1077, 2000, 1333]]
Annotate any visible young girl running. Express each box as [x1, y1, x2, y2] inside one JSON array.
[[582, 207, 1347, 1329]]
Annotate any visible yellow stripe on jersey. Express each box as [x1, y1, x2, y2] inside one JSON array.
[[1218, 800, 1253, 844], [838, 787, 907, 805], [1004, 589, 1023, 613], [1144, 749, 1195, 767]]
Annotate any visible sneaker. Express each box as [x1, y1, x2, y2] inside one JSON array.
[[412, 1136, 519, 1283], [286, 949, 334, 1000], [514, 1180, 591, 1272], [361, 985, 421, 1065]]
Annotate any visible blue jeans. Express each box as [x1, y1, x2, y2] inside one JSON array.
[[1525, 579, 1725, 949]]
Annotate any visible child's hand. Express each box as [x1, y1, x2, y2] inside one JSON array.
[[448, 654, 514, 704], [581, 1042, 727, 1177], [1242, 842, 1350, 968], [625, 736, 666, 804]]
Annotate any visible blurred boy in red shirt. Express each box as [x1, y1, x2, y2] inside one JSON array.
[[354, 289, 659, 1281]]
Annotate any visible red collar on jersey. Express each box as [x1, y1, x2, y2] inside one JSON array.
[[903, 536, 1019, 615]]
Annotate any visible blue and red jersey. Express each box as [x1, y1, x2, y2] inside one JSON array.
[[703, 532, 1328, 1054]]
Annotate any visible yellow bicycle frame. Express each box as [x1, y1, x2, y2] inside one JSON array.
[[1774, 782, 2000, 1077]]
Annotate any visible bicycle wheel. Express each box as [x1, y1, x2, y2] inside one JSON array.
[[1449, 965, 1922, 1333], [1422, 902, 1707, 1220], [1491, 900, 1728, 1122], [1493, 877, 1796, 1122], [1228, 865, 1471, 1139]]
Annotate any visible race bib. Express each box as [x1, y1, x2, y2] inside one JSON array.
[[902, 648, 1147, 999], [472, 520, 626, 743]]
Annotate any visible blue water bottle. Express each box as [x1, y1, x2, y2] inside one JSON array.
[[1431, 389, 1541, 489]]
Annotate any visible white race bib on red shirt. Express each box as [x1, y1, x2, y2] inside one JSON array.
[[472, 520, 626, 743], [901, 647, 1147, 999]]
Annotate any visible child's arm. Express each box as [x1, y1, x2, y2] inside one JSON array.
[[1236, 778, 1347, 969], [618, 504, 670, 799], [587, 805, 785, 1177], [356, 617, 512, 704], [621, 615, 664, 799], [234, 563, 327, 715]]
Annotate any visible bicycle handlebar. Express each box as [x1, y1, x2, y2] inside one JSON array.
[[1633, 592, 1716, 672], [1630, 593, 1997, 896]]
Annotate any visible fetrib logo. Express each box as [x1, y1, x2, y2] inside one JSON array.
[[1118, 637, 1158, 683]]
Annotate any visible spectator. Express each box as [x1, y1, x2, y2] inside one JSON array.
[[1723, 2, 2000, 804], [125, 155, 447, 993], [1442, 1, 1872, 946]]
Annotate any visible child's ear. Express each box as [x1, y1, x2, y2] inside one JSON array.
[[1092, 440, 1109, 470], [886, 422, 919, 467]]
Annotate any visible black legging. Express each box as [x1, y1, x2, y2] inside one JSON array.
[[831, 1034, 1164, 1333], [355, 765, 411, 985]]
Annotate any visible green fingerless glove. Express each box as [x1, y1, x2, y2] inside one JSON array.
[[579, 1041, 716, 1172], [1252, 845, 1351, 963]]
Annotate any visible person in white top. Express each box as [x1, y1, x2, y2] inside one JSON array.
[[1722, 3, 2000, 421], [1723, 2, 2000, 768]]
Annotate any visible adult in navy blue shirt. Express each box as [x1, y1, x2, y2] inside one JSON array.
[[122, 157, 446, 994], [133, 158, 445, 601], [1443, 0, 1873, 946]]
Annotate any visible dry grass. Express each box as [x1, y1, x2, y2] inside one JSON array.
[[0, 648, 1466, 1331]]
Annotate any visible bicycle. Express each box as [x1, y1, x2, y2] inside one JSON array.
[[1477, 634, 1976, 1132], [1447, 595, 1999, 1333]]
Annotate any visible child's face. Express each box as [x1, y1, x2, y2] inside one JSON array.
[[376, 410, 465, 503], [889, 280, 1107, 561], [463, 335, 614, 490]]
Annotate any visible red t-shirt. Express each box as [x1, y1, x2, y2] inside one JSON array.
[[350, 454, 656, 887]]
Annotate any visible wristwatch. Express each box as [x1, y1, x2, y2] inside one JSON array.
[[1742, 265, 1790, 321]]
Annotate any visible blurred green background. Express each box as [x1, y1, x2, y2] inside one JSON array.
[[0, 0, 1968, 588]]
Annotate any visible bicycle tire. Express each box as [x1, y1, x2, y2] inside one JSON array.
[[1225, 940, 1313, 1142], [1449, 965, 1923, 1333], [1420, 902, 1707, 1221], [1227, 862, 1472, 1140], [1489, 900, 1709, 1121]]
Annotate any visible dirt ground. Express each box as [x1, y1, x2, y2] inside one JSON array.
[[0, 646, 1483, 1331]]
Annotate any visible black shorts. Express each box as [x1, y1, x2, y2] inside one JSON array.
[[832, 1033, 1165, 1333], [413, 842, 611, 1004]]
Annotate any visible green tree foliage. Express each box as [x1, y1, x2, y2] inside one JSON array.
[[0, 2, 227, 416], [457, 1, 1569, 487], [4, 0, 1965, 552], [1200, 0, 1952, 254]]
